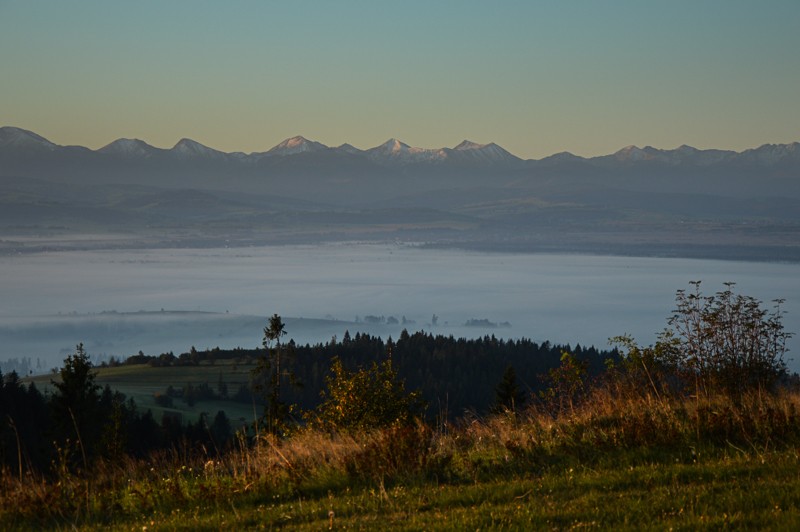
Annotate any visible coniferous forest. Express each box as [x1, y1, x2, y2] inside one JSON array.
[[0, 331, 614, 475]]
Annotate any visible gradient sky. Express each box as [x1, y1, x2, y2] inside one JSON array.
[[1, 1, 799, 159]]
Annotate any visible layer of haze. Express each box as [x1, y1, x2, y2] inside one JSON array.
[[1, 1, 799, 158], [1, 245, 799, 372]]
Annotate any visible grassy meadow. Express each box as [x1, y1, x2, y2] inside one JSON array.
[[3, 382, 800, 530]]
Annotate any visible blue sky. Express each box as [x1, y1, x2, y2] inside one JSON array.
[[1, 1, 798, 158]]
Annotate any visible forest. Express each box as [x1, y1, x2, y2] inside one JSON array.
[[0, 330, 614, 474]]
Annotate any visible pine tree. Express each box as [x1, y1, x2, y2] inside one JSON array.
[[492, 365, 527, 414], [51, 343, 102, 459]]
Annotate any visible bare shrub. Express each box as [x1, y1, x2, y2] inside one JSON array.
[[660, 282, 792, 397]]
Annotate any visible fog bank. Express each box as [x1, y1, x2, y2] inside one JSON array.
[[2, 244, 798, 372]]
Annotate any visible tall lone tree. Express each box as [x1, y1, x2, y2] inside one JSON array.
[[253, 314, 300, 434]]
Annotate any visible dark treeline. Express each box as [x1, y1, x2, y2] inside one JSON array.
[[1, 331, 614, 476], [106, 330, 615, 418], [0, 367, 233, 476], [282, 330, 613, 418]]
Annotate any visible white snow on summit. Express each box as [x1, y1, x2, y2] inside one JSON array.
[[366, 138, 445, 164], [98, 138, 160, 158], [614, 145, 649, 162], [448, 140, 520, 164], [266, 136, 327, 156], [335, 143, 363, 155], [0, 126, 57, 151], [377, 138, 411, 154], [5, 125, 799, 169], [363, 138, 521, 165], [171, 138, 226, 159], [453, 140, 486, 151], [738, 142, 800, 165]]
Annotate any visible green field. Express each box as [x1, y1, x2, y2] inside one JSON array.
[[30, 360, 260, 428]]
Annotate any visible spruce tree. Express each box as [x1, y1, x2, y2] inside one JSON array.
[[492, 365, 527, 414]]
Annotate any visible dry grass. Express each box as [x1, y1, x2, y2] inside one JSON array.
[[3, 388, 800, 529], [460, 387, 800, 456]]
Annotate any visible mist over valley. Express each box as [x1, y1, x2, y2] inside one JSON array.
[[2, 244, 798, 373]]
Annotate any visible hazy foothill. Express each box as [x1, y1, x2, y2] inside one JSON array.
[[2, 126, 799, 262]]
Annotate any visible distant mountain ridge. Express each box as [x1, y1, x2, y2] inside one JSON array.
[[1, 125, 799, 262], [3, 125, 797, 168], [0, 126, 529, 167]]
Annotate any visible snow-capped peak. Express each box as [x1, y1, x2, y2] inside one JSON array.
[[173, 138, 207, 151], [539, 151, 584, 164], [453, 140, 486, 151], [614, 145, 650, 162], [675, 144, 699, 154], [737, 142, 800, 165], [616, 145, 640, 154], [335, 143, 363, 155], [267, 136, 327, 155], [171, 138, 224, 159], [377, 138, 411, 153], [366, 138, 445, 164], [445, 140, 520, 165], [0, 126, 57, 151], [98, 138, 159, 158]]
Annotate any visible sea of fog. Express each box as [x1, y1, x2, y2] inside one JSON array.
[[2, 243, 799, 373]]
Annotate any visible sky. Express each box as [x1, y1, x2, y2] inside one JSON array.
[[1, 1, 799, 159]]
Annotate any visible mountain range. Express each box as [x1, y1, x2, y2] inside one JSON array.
[[3, 125, 799, 168], [1, 126, 799, 261]]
